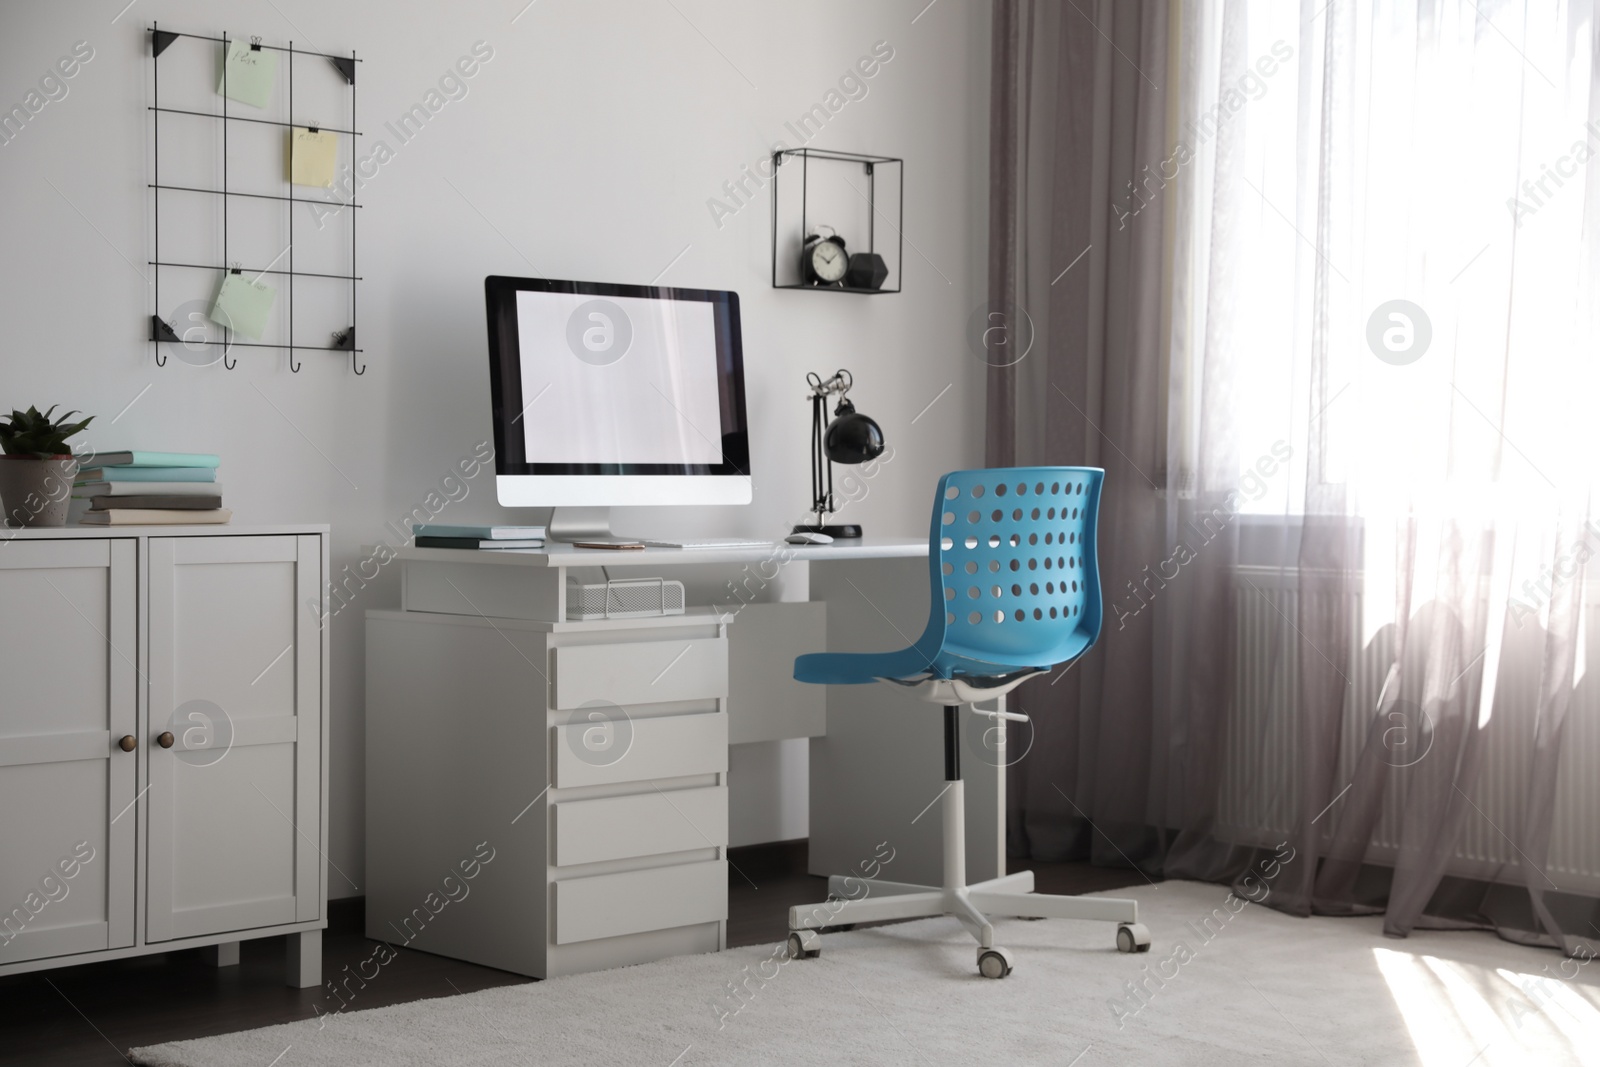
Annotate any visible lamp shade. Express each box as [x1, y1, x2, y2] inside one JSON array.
[[823, 399, 885, 465]]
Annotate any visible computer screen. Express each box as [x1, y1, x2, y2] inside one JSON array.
[[485, 277, 751, 506], [511, 289, 722, 465]]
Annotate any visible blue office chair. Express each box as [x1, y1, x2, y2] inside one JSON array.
[[786, 467, 1150, 978]]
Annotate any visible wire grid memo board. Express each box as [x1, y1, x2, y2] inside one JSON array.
[[147, 23, 364, 373]]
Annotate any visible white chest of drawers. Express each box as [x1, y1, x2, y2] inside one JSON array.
[[365, 600, 731, 978]]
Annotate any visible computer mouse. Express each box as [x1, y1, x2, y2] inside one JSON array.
[[785, 531, 834, 545]]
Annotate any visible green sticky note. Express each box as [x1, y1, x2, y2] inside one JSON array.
[[210, 273, 277, 339], [218, 40, 277, 109]]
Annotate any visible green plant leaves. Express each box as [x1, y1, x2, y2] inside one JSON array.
[[0, 405, 96, 458]]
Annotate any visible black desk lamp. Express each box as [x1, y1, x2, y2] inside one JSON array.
[[795, 369, 886, 539]]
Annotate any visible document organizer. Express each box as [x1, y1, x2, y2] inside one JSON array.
[[566, 577, 687, 621]]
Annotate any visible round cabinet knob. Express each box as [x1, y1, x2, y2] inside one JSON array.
[[157, 732, 176, 749], [118, 735, 137, 752]]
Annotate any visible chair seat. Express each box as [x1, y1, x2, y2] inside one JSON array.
[[794, 647, 1054, 687]]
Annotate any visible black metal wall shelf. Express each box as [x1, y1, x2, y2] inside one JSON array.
[[147, 23, 364, 373], [771, 148, 903, 295]]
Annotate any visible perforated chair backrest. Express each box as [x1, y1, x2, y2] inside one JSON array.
[[918, 467, 1105, 674]]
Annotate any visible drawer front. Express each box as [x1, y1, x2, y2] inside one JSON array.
[[554, 786, 727, 867], [551, 637, 727, 710], [552, 710, 727, 788], [554, 860, 727, 944]]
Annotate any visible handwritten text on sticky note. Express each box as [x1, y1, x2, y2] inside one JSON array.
[[218, 39, 277, 109], [290, 127, 338, 187]]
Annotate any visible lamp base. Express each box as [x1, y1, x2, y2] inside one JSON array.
[[793, 522, 863, 539]]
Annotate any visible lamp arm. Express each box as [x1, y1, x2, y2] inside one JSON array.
[[804, 368, 858, 524], [811, 392, 828, 520], [825, 453, 835, 518]]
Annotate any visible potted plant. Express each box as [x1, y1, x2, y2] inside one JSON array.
[[0, 405, 94, 528]]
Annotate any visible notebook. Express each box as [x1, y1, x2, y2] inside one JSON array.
[[77, 451, 220, 468], [412, 523, 547, 540], [80, 509, 232, 525], [414, 536, 546, 550]]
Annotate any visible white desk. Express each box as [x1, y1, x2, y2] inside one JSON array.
[[365, 538, 1004, 977], [396, 536, 930, 567]]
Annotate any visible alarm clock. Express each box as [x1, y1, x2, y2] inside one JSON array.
[[801, 227, 849, 286]]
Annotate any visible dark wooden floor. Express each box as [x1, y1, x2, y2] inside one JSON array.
[[0, 842, 1150, 1066]]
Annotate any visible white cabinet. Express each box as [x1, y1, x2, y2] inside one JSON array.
[[0, 527, 327, 986]]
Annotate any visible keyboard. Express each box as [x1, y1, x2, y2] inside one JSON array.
[[640, 538, 777, 550]]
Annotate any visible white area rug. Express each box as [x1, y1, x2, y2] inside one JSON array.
[[131, 880, 1600, 1066]]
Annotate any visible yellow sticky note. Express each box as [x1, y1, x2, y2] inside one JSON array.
[[218, 39, 277, 109], [210, 273, 277, 340], [290, 128, 338, 188]]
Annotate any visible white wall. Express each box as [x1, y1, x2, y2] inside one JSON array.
[[0, 0, 990, 895]]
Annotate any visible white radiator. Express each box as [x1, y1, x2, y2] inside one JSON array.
[[1217, 566, 1600, 894]]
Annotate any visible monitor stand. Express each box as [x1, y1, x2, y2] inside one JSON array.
[[547, 507, 638, 545]]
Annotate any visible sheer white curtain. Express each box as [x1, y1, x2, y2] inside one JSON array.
[[1174, 0, 1600, 942]]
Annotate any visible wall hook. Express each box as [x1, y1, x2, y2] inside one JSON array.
[[288, 347, 301, 373], [150, 315, 180, 366], [333, 327, 362, 374], [223, 347, 237, 370]]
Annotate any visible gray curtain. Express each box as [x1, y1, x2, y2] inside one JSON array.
[[987, 0, 1243, 880], [987, 0, 1598, 954]]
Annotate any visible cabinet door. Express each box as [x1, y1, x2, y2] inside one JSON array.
[[0, 539, 136, 964], [145, 535, 322, 942]]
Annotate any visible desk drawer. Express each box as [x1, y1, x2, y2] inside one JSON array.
[[551, 711, 727, 788], [554, 860, 726, 944], [551, 637, 727, 710], [553, 787, 727, 867]]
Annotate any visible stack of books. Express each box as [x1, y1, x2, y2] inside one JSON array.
[[73, 451, 230, 525], [413, 523, 545, 549]]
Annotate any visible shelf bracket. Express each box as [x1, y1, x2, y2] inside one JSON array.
[[151, 29, 179, 58], [329, 55, 356, 85], [150, 314, 181, 343]]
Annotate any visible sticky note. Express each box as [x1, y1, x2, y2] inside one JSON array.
[[289, 128, 338, 187], [210, 273, 277, 339], [218, 39, 277, 109]]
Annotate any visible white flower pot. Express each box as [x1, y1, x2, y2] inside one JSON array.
[[0, 456, 80, 527]]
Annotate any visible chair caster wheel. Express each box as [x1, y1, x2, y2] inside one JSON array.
[[978, 947, 1014, 979], [1116, 923, 1151, 953], [787, 931, 821, 959]]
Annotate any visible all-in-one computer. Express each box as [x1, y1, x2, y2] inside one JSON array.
[[485, 276, 760, 545]]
